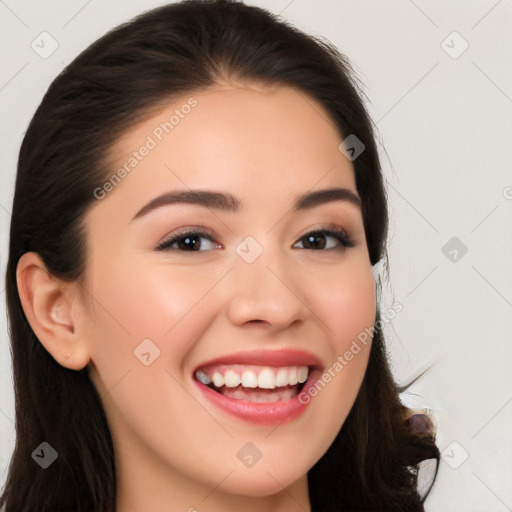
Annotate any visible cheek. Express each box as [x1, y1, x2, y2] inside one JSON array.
[[84, 260, 231, 402], [87, 262, 218, 357], [308, 259, 376, 353], [83, 262, 238, 485], [297, 259, 376, 440]]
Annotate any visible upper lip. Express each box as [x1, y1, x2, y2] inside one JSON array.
[[194, 349, 324, 373]]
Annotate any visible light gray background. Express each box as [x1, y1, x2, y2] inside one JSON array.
[[1, 1, 511, 510]]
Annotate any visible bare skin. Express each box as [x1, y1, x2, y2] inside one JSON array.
[[17, 82, 376, 511]]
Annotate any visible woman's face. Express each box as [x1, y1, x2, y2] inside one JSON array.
[[80, 83, 376, 506]]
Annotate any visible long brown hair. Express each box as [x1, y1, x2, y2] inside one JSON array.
[[1, 1, 439, 510]]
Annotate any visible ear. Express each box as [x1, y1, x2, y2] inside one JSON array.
[[16, 251, 91, 370]]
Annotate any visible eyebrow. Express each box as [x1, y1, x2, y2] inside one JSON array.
[[130, 187, 361, 222]]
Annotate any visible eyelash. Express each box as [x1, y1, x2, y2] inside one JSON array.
[[155, 224, 355, 252]]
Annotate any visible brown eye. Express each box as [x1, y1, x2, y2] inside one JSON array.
[[156, 230, 221, 251], [294, 228, 354, 250]]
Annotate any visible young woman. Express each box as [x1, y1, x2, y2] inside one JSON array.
[[1, 1, 439, 510]]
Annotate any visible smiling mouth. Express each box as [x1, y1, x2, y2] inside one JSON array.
[[194, 364, 311, 403]]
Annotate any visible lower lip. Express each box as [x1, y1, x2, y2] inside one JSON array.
[[194, 369, 321, 426]]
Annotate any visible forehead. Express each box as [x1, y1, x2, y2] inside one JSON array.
[[90, 83, 357, 222]]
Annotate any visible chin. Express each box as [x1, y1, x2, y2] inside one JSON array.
[[220, 467, 308, 497]]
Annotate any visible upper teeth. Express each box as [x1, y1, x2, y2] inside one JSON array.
[[195, 365, 309, 389]]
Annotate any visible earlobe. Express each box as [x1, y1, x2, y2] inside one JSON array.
[[16, 251, 91, 371]]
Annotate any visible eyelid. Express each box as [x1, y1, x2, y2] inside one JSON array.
[[296, 223, 352, 241]]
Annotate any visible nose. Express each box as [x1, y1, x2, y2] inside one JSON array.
[[226, 242, 308, 331]]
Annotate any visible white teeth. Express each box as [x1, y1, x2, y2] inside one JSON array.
[[224, 369, 241, 388], [195, 369, 212, 385], [241, 370, 258, 388], [196, 364, 310, 390], [222, 387, 297, 402], [275, 368, 288, 387], [212, 371, 225, 388], [297, 366, 309, 384], [257, 368, 275, 389]]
